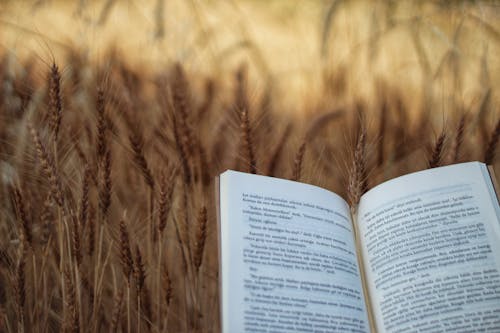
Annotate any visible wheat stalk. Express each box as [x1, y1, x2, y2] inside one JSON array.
[[129, 131, 155, 190], [239, 108, 257, 174], [48, 62, 62, 141], [133, 245, 146, 333], [348, 126, 368, 208], [11, 186, 32, 248], [291, 140, 306, 181], [193, 206, 207, 272], [96, 88, 107, 163], [110, 287, 124, 333], [64, 269, 79, 333], [428, 130, 446, 168], [15, 245, 26, 333], [98, 149, 112, 219], [452, 114, 466, 163], [28, 123, 64, 208]]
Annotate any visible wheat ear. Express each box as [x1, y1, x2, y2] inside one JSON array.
[[291, 140, 306, 182], [452, 114, 465, 163], [428, 130, 446, 168], [348, 127, 367, 207], [193, 206, 207, 272]]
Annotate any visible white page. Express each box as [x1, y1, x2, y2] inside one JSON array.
[[219, 170, 370, 333], [358, 162, 500, 332]]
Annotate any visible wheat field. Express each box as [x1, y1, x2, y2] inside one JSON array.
[[0, 0, 499, 332]]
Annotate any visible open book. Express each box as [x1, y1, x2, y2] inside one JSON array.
[[216, 162, 500, 333]]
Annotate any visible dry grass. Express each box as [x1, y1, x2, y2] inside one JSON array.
[[0, 1, 499, 332]]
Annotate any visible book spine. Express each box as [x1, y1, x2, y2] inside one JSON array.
[[351, 211, 378, 333]]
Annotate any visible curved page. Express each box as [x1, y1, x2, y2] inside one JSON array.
[[219, 170, 370, 333], [358, 162, 500, 332]]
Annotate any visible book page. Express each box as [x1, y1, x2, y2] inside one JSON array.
[[358, 162, 500, 332], [219, 170, 370, 333]]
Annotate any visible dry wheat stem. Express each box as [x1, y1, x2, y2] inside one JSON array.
[[15, 246, 26, 333], [133, 245, 145, 332], [64, 269, 79, 333], [110, 287, 124, 333]]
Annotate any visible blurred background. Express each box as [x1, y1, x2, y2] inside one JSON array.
[[1, 0, 499, 116]]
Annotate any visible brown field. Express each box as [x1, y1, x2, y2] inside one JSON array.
[[0, 0, 499, 332]]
